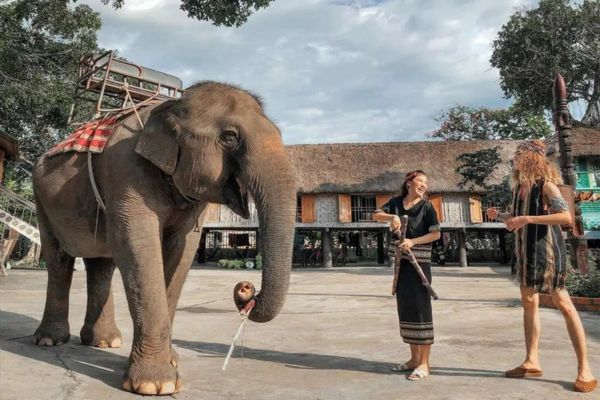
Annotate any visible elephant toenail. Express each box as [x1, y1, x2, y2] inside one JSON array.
[[122, 379, 133, 392], [159, 382, 176, 394], [137, 382, 158, 395]]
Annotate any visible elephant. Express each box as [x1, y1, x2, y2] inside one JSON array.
[[32, 81, 297, 395]]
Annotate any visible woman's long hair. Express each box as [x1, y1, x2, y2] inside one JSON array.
[[400, 170, 427, 198], [511, 140, 562, 189]]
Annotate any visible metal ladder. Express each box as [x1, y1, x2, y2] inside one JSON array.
[[0, 185, 40, 245]]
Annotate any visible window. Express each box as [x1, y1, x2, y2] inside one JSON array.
[[351, 195, 376, 222]]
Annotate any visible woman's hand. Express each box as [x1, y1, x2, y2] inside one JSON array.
[[400, 238, 415, 252], [486, 207, 498, 220], [390, 215, 401, 232], [505, 216, 530, 232]]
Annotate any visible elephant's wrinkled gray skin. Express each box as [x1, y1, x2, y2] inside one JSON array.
[[32, 82, 297, 395]]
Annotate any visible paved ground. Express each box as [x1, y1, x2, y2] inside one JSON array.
[[1, 264, 598, 400]]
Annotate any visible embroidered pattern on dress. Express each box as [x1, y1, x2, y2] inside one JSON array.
[[399, 321, 434, 344]]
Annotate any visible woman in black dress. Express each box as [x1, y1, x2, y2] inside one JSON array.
[[373, 170, 440, 381]]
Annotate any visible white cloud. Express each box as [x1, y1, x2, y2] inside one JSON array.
[[80, 0, 535, 144]]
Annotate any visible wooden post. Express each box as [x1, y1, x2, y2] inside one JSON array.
[[377, 230, 384, 265], [499, 231, 508, 265], [553, 73, 588, 271], [197, 231, 207, 263], [458, 229, 467, 268], [0, 229, 20, 276], [0, 149, 5, 185], [322, 229, 332, 268]]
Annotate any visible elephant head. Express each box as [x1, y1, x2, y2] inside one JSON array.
[[135, 81, 296, 322]]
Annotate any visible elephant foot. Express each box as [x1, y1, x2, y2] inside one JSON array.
[[80, 323, 122, 348], [122, 360, 182, 395], [33, 321, 70, 346], [171, 345, 180, 368]]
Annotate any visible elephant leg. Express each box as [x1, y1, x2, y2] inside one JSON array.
[[34, 227, 75, 346], [163, 228, 202, 368], [80, 257, 122, 348], [111, 218, 181, 395]]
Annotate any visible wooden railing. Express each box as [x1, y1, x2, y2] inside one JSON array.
[[481, 202, 509, 223]]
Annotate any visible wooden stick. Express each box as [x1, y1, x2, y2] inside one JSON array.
[[394, 215, 439, 300], [405, 249, 439, 300], [222, 316, 248, 371], [392, 215, 409, 294]]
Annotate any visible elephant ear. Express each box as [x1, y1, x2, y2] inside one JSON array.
[[135, 101, 179, 175]]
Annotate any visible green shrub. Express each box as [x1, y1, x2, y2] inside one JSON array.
[[217, 259, 245, 269], [255, 254, 262, 270], [566, 267, 600, 298]]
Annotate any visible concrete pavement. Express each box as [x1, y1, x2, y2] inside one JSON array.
[[1, 265, 598, 399]]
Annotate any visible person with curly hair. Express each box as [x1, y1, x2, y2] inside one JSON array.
[[486, 140, 596, 393]]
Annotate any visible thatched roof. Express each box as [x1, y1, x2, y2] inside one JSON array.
[[0, 132, 18, 159], [546, 127, 600, 157], [285, 140, 521, 194]]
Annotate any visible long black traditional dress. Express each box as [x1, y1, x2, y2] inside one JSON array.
[[378, 197, 440, 345], [512, 180, 568, 293]]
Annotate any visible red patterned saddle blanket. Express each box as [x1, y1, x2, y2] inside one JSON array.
[[46, 114, 121, 157]]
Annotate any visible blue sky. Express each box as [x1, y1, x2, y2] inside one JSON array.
[[81, 0, 538, 144]]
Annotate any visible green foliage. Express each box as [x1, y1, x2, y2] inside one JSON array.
[[455, 147, 502, 191], [217, 259, 245, 269], [455, 148, 514, 208], [431, 105, 550, 199], [0, 0, 101, 162], [429, 105, 552, 141], [490, 0, 600, 127], [104, 0, 276, 27], [566, 267, 600, 298], [482, 175, 513, 210], [255, 254, 263, 270]]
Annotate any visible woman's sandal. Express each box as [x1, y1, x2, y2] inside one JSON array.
[[504, 366, 543, 378], [407, 368, 429, 381], [574, 378, 597, 393], [391, 363, 413, 372]]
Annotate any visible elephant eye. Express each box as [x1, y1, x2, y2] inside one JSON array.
[[219, 129, 239, 148]]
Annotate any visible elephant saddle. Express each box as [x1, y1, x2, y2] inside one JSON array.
[[46, 113, 122, 157]]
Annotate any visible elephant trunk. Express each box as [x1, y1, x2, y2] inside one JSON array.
[[243, 152, 296, 323]]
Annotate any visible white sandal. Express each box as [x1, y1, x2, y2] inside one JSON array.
[[391, 362, 413, 372], [407, 368, 429, 381]]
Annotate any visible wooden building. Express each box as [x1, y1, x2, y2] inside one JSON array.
[[200, 139, 521, 268]]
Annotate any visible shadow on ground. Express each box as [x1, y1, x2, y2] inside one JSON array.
[[0, 310, 580, 392], [173, 339, 571, 389], [0, 311, 126, 390]]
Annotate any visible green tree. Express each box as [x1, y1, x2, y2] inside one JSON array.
[[491, 0, 600, 128], [455, 147, 503, 191], [428, 105, 542, 208], [429, 105, 552, 141], [104, 0, 276, 27], [0, 0, 101, 162]]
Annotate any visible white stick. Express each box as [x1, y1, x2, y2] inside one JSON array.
[[222, 317, 248, 371]]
